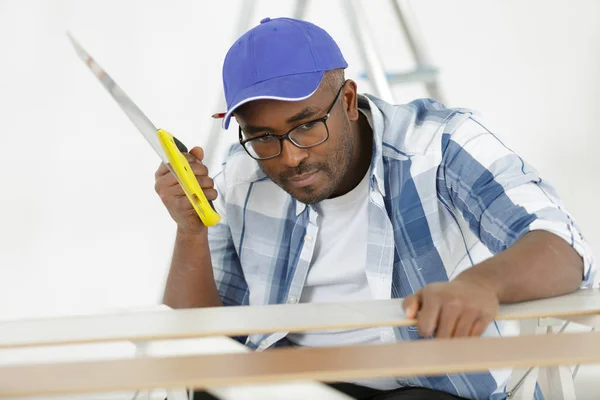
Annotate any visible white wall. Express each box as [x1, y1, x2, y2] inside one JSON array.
[[0, 0, 598, 320]]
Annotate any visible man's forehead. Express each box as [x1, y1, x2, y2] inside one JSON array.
[[235, 87, 329, 127]]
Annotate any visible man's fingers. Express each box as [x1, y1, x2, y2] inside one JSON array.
[[153, 145, 213, 234], [196, 176, 214, 189], [159, 183, 187, 199], [416, 297, 441, 338], [403, 294, 421, 319], [155, 162, 170, 179], [183, 154, 200, 164], [175, 195, 197, 212], [435, 302, 462, 338], [160, 177, 214, 197], [470, 318, 492, 337], [156, 164, 210, 189], [407, 281, 499, 339], [453, 309, 479, 337], [174, 187, 218, 204], [157, 176, 213, 195], [202, 188, 218, 201], [189, 146, 204, 162], [189, 163, 209, 177], [155, 171, 180, 192]]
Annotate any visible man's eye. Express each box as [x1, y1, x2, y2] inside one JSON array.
[[255, 135, 274, 143], [298, 122, 317, 131]]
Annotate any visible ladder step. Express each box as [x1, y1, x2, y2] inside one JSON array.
[[359, 66, 439, 85]]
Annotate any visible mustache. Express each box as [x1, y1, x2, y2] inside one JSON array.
[[280, 162, 327, 181]]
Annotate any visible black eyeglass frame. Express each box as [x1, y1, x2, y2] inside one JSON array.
[[238, 81, 347, 160]]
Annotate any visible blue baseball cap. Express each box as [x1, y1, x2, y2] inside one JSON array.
[[218, 17, 348, 129]]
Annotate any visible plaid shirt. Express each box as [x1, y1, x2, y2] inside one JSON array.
[[208, 94, 595, 399]]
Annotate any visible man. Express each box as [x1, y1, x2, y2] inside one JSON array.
[[154, 17, 595, 400]]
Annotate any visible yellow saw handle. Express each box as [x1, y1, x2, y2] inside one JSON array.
[[157, 129, 221, 227]]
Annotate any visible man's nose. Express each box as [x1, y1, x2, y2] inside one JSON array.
[[280, 139, 308, 168]]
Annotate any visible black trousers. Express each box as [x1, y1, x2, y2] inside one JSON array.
[[189, 381, 467, 400]]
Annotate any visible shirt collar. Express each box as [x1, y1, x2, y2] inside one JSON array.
[[295, 200, 306, 216], [358, 94, 386, 197]]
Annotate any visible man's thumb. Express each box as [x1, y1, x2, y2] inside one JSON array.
[[189, 146, 204, 163], [403, 294, 421, 319]]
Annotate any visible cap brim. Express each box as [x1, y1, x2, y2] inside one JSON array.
[[222, 70, 325, 129]]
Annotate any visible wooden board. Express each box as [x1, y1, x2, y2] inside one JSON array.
[[1, 289, 598, 349], [144, 334, 353, 399], [1, 330, 599, 398], [0, 334, 353, 400]]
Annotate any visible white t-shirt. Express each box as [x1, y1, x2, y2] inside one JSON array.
[[287, 167, 401, 390], [287, 168, 381, 346]]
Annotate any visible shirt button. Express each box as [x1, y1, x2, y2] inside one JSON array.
[[287, 296, 298, 304], [304, 235, 313, 242]]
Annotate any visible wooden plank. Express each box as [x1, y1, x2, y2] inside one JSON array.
[[1, 330, 600, 398], [0, 336, 352, 400], [496, 289, 600, 320], [143, 335, 353, 399], [1, 289, 598, 349]]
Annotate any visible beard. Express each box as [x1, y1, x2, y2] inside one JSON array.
[[259, 123, 355, 205]]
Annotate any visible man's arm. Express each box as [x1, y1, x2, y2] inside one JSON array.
[[163, 228, 223, 308], [404, 230, 583, 338], [404, 114, 595, 338], [157, 146, 249, 346], [155, 146, 225, 309], [458, 230, 583, 304]]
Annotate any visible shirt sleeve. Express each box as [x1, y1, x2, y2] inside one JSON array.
[[438, 115, 596, 288], [208, 168, 250, 307]]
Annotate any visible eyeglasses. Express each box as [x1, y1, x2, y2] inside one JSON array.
[[238, 82, 346, 160]]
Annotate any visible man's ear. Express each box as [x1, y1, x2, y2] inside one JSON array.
[[343, 79, 359, 121]]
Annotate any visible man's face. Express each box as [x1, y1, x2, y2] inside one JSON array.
[[235, 82, 359, 204]]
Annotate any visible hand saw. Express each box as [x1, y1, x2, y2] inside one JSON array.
[[67, 33, 221, 227]]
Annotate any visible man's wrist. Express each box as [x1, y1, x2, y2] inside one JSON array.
[[455, 260, 505, 301], [176, 225, 208, 238]]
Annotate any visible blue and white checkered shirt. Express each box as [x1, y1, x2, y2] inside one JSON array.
[[208, 94, 596, 399]]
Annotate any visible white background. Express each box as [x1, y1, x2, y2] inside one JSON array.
[[0, 0, 598, 321]]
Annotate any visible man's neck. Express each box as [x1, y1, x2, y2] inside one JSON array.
[[331, 113, 373, 197]]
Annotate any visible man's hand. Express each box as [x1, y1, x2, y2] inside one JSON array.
[[154, 146, 218, 234], [402, 279, 499, 338]]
